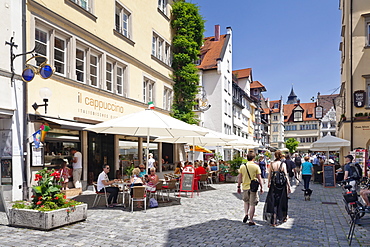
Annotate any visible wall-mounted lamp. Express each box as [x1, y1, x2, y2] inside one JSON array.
[[32, 87, 52, 114]]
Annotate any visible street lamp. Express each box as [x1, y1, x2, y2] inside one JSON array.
[[32, 87, 52, 114]]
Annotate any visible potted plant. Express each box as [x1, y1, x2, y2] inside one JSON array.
[[227, 154, 246, 182], [9, 168, 87, 230], [340, 114, 346, 121]]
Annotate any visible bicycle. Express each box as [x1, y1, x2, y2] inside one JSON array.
[[338, 180, 365, 220]]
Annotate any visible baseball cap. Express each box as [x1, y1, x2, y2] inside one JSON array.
[[328, 159, 334, 164], [344, 155, 354, 160]]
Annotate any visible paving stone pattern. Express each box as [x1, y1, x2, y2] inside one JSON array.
[[0, 181, 369, 246]]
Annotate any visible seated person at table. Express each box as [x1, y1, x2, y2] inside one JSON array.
[[174, 162, 182, 174], [195, 162, 207, 177], [138, 164, 146, 178], [209, 161, 218, 171], [97, 165, 119, 207], [203, 163, 211, 172], [146, 167, 159, 192], [130, 168, 144, 208]]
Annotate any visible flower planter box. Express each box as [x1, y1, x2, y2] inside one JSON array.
[[9, 204, 87, 230]]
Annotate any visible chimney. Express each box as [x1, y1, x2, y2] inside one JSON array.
[[214, 25, 220, 41]]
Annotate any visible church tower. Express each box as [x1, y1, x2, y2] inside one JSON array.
[[286, 86, 299, 104]]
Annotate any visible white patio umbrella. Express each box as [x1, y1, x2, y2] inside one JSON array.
[[310, 134, 350, 163], [84, 109, 208, 171], [155, 126, 237, 163]]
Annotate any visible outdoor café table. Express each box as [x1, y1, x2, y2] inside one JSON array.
[[113, 181, 130, 206]]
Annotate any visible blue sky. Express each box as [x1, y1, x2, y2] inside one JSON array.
[[190, 0, 341, 103]]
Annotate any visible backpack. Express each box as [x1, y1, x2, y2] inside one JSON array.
[[149, 198, 158, 208], [272, 162, 287, 188], [350, 163, 362, 180], [294, 157, 302, 167]]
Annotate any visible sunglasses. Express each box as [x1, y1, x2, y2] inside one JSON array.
[[105, 167, 110, 170]]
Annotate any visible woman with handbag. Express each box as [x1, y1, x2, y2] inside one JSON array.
[[237, 152, 263, 226], [263, 150, 291, 226]]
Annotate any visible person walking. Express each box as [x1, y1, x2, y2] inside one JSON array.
[[70, 148, 82, 188], [237, 152, 263, 226], [301, 156, 314, 191], [147, 153, 156, 174], [294, 153, 302, 185], [258, 156, 267, 180], [263, 150, 290, 226]]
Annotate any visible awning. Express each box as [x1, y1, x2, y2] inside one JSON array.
[[190, 145, 213, 153], [41, 117, 94, 131]]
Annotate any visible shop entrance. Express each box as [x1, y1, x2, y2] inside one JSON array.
[[88, 133, 114, 184]]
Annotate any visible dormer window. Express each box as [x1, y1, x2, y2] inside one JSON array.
[[273, 103, 278, 109], [294, 111, 303, 121]]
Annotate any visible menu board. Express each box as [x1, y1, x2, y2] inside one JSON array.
[[323, 165, 335, 188], [180, 173, 194, 192], [1, 159, 12, 185]]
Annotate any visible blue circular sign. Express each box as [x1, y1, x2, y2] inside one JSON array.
[[39, 64, 53, 79], [22, 68, 35, 82]]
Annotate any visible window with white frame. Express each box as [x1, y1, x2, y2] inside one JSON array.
[[158, 0, 167, 15], [116, 66, 124, 95], [54, 37, 66, 75], [143, 77, 155, 103], [76, 48, 85, 82], [224, 100, 228, 115], [224, 76, 228, 92], [163, 87, 173, 110], [106, 61, 113, 92], [366, 78, 370, 107], [70, 0, 93, 12], [273, 115, 278, 121], [115, 3, 131, 38], [35, 28, 48, 66], [273, 135, 277, 142], [294, 110, 303, 121], [152, 32, 171, 66], [273, 125, 278, 132], [366, 16, 370, 46], [90, 54, 99, 87]]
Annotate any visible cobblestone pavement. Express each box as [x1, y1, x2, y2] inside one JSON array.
[[0, 180, 369, 247]]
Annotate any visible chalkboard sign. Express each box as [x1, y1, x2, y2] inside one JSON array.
[[180, 173, 194, 192], [323, 165, 336, 188]]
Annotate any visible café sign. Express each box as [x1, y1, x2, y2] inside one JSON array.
[[315, 105, 323, 119], [354, 90, 366, 108]]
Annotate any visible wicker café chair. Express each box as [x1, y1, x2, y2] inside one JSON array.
[[129, 186, 146, 213]]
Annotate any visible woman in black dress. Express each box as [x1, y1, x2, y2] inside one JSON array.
[[263, 150, 291, 226]]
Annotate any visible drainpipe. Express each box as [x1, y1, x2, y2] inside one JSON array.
[[350, 0, 354, 150], [22, 0, 28, 200]]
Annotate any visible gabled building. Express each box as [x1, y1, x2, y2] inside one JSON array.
[[317, 93, 338, 137], [269, 98, 285, 149], [197, 25, 233, 137], [250, 81, 267, 146], [283, 102, 320, 151]]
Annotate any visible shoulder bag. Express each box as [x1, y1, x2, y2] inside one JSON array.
[[245, 164, 259, 192]]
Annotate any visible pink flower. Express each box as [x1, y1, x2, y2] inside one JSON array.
[[36, 201, 42, 205]]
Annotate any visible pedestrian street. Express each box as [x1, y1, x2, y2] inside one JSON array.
[[0, 180, 369, 247]]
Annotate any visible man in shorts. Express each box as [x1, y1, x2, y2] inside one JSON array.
[[237, 152, 263, 226]]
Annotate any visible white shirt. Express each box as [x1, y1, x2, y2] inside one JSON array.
[[148, 158, 155, 168], [73, 151, 82, 169], [97, 171, 109, 191]]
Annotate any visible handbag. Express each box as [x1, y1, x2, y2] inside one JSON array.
[[245, 164, 259, 192]]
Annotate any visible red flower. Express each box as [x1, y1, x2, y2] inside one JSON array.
[[54, 197, 59, 200], [31, 195, 35, 198], [36, 201, 42, 205], [38, 196, 42, 200], [63, 195, 66, 199]]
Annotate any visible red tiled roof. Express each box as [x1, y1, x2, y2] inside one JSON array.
[[232, 68, 251, 79], [251, 81, 266, 91], [262, 108, 270, 114], [269, 100, 281, 113], [197, 34, 227, 70], [283, 102, 317, 122]]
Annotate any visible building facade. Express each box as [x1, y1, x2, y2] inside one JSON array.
[[269, 98, 285, 150], [0, 0, 26, 201], [317, 93, 338, 138], [25, 0, 175, 193], [337, 0, 370, 157]]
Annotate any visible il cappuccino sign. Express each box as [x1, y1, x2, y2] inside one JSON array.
[[354, 90, 366, 108]]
